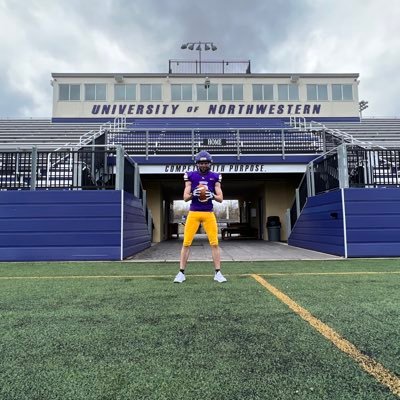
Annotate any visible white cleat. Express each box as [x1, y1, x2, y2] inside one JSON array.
[[174, 271, 186, 283], [214, 271, 227, 283]]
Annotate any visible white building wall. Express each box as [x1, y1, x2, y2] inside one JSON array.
[[51, 73, 360, 120]]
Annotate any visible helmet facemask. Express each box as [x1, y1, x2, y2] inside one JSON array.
[[197, 161, 211, 174]]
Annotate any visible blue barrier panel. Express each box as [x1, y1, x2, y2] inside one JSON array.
[[0, 190, 121, 261], [345, 188, 400, 257], [123, 192, 151, 258], [288, 189, 345, 256]]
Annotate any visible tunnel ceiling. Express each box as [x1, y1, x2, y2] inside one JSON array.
[[141, 173, 302, 200]]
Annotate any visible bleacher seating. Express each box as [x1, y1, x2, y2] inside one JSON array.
[[0, 119, 102, 149], [109, 128, 323, 155], [1, 117, 400, 154], [314, 118, 400, 148]]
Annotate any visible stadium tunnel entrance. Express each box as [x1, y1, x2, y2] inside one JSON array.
[[140, 172, 303, 243]]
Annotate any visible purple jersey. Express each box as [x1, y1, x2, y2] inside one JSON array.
[[184, 170, 222, 211]]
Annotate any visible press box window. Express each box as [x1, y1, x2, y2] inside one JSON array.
[[252, 84, 273, 101], [307, 84, 328, 101], [278, 84, 299, 101], [140, 84, 162, 101], [59, 84, 80, 101], [332, 84, 353, 101], [85, 84, 107, 101], [115, 84, 136, 101], [171, 84, 192, 101], [196, 84, 218, 101], [222, 84, 243, 101]]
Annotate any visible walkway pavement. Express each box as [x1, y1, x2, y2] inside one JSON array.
[[127, 235, 340, 262]]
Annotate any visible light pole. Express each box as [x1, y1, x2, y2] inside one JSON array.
[[359, 100, 369, 118], [181, 41, 217, 73]]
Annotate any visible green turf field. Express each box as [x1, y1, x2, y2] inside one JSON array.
[[0, 259, 399, 400]]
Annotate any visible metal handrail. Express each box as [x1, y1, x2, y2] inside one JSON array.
[[289, 116, 308, 130], [46, 142, 73, 187], [79, 122, 111, 146], [168, 59, 251, 74]]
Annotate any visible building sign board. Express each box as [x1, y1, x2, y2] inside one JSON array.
[[138, 164, 306, 174], [90, 103, 323, 117]]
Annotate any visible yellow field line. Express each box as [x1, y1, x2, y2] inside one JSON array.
[[0, 271, 399, 280], [251, 274, 400, 397]]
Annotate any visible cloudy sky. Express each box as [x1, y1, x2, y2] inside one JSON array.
[[0, 0, 399, 118]]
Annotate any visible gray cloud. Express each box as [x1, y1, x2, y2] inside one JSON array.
[[0, 0, 399, 117], [0, 77, 35, 117]]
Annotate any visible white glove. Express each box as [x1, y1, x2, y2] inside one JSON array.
[[205, 190, 214, 200], [192, 187, 201, 197]]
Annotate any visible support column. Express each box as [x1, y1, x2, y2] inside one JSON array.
[[337, 144, 349, 189]]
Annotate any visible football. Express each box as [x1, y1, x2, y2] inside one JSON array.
[[197, 184, 207, 202]]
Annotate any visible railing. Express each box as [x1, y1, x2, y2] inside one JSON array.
[[114, 115, 127, 132], [289, 116, 308, 130], [288, 170, 309, 231], [347, 147, 400, 187], [79, 122, 111, 147], [108, 128, 325, 159], [0, 145, 136, 192], [0, 151, 33, 190], [168, 59, 251, 74], [78, 116, 127, 147], [298, 173, 309, 210], [313, 150, 340, 195], [286, 144, 400, 233]]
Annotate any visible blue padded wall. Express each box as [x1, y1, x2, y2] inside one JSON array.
[[288, 189, 345, 256], [289, 187, 400, 257], [123, 192, 151, 258], [0, 190, 122, 261], [345, 188, 400, 257]]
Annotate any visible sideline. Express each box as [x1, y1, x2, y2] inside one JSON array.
[[251, 274, 400, 397]]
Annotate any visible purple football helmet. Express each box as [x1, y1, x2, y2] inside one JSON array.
[[195, 151, 212, 173]]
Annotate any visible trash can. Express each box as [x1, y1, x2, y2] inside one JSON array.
[[267, 216, 281, 241]]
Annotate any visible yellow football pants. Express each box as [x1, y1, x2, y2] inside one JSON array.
[[183, 211, 219, 247]]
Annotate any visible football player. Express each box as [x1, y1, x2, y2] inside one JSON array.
[[174, 151, 227, 283]]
